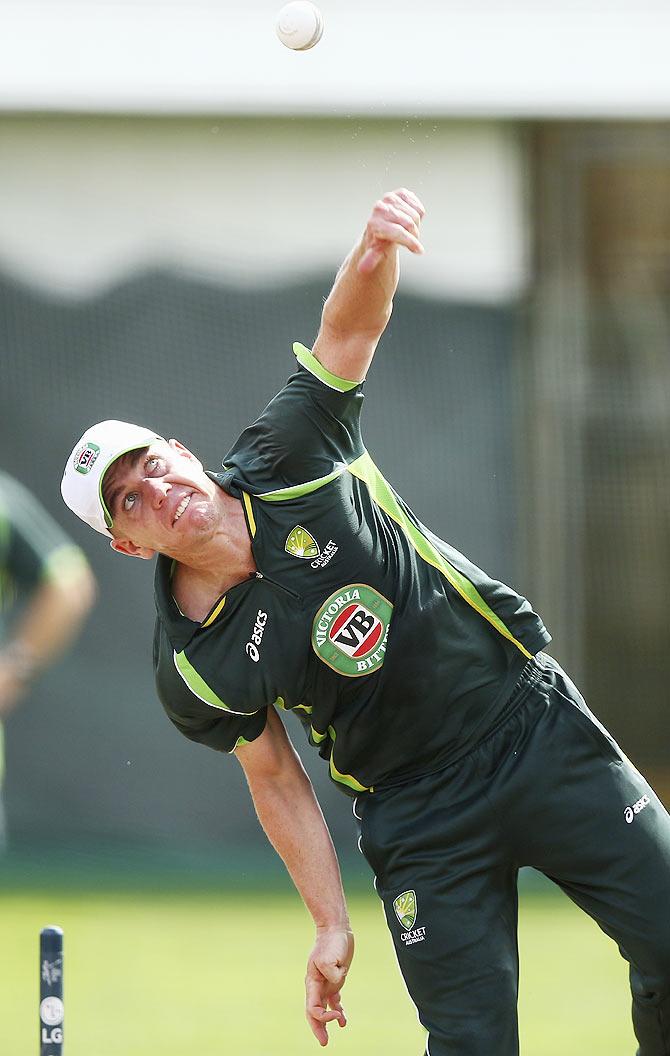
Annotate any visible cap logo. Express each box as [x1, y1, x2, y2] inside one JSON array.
[[74, 443, 101, 475]]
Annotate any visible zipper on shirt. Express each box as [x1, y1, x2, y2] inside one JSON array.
[[240, 490, 302, 601], [251, 570, 301, 601]]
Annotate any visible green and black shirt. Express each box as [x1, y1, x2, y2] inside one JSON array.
[[0, 471, 89, 626], [0, 471, 90, 781], [154, 344, 551, 795]]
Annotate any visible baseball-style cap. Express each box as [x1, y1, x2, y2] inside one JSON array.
[[61, 420, 164, 538]]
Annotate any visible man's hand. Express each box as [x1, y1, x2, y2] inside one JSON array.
[[313, 187, 426, 383], [358, 188, 426, 275], [305, 926, 355, 1046]]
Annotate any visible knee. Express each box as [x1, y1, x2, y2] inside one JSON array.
[[631, 959, 670, 1006]]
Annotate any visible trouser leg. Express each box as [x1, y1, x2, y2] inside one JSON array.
[[357, 754, 520, 1056], [380, 865, 520, 1056], [500, 657, 670, 1056]]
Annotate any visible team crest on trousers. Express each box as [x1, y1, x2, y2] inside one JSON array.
[[394, 890, 417, 930], [393, 889, 427, 947]]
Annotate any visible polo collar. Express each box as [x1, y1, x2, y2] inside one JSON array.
[[154, 555, 200, 652]]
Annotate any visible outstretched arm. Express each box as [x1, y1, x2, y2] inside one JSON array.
[[312, 188, 425, 384], [236, 707, 354, 1047]]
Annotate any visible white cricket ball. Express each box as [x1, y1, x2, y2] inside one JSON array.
[[276, 1, 324, 51]]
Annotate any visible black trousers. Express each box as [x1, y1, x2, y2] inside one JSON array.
[[355, 654, 670, 1055]]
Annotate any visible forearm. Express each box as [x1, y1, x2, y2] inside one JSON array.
[[237, 710, 354, 1044], [312, 189, 424, 383], [8, 569, 96, 674], [320, 238, 399, 343], [246, 754, 349, 930], [0, 569, 96, 716]]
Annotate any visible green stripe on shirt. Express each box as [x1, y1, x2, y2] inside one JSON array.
[[173, 650, 259, 715], [258, 464, 348, 502], [348, 451, 533, 660], [293, 342, 361, 393]]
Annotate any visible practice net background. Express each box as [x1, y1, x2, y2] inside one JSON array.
[[0, 118, 668, 868]]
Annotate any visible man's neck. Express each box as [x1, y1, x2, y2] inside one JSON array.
[[170, 490, 256, 620]]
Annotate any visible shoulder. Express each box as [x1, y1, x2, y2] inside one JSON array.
[[221, 349, 366, 494]]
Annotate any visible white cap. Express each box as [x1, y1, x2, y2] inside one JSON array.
[[61, 420, 163, 538]]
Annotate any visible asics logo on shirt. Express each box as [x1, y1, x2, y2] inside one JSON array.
[[624, 794, 650, 823], [246, 610, 268, 663]]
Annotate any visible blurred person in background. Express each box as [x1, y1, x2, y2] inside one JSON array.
[[61, 190, 670, 1056], [0, 470, 96, 847]]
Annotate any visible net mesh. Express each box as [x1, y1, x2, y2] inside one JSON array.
[[1, 121, 669, 846], [1, 267, 522, 845]]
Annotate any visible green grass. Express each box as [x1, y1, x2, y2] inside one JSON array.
[[2, 887, 635, 1055]]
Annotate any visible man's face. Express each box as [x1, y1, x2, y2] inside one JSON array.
[[104, 439, 220, 560]]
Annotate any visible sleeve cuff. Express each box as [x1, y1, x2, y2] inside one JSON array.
[[293, 342, 361, 393]]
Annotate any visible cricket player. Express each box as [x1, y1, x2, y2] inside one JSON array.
[[61, 190, 670, 1055], [0, 471, 96, 845]]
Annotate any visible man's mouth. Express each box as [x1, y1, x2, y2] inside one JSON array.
[[173, 493, 192, 526]]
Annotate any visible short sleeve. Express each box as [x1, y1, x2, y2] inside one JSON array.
[[221, 344, 366, 495], [0, 473, 89, 594], [153, 622, 268, 754]]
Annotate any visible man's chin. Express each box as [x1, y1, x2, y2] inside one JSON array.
[[185, 502, 216, 533], [166, 510, 217, 554]]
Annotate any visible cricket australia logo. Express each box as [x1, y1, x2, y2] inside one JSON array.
[[73, 442, 100, 475], [394, 890, 427, 947], [285, 525, 320, 560], [394, 890, 417, 930], [286, 525, 339, 569], [311, 584, 392, 677]]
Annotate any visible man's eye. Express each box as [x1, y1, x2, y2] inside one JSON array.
[[123, 492, 137, 512], [146, 457, 161, 473]]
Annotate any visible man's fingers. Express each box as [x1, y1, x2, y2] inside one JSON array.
[[393, 187, 426, 218], [374, 201, 423, 243], [376, 220, 424, 254], [358, 225, 424, 276], [305, 929, 353, 1044], [384, 194, 422, 227], [382, 188, 426, 225], [306, 966, 348, 1046], [306, 1001, 344, 1046], [327, 991, 346, 1027], [312, 953, 351, 991], [359, 188, 426, 273], [307, 1005, 346, 1045], [306, 1011, 329, 1047]]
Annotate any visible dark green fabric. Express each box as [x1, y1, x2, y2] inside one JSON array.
[[0, 471, 79, 619], [154, 359, 550, 794], [356, 654, 670, 1056]]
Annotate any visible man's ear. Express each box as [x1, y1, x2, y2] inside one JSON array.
[[110, 538, 156, 560], [168, 438, 203, 471]]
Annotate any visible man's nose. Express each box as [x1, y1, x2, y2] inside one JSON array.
[[146, 479, 171, 508]]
